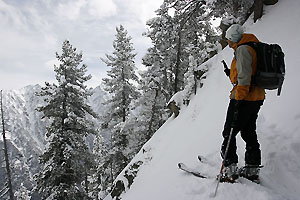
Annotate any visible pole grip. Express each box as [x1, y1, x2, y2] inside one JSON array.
[[221, 60, 228, 70]]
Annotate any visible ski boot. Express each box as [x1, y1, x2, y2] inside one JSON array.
[[239, 165, 261, 184], [219, 163, 239, 183]]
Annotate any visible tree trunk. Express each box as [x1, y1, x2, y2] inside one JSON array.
[[110, 135, 114, 186], [1, 90, 14, 200], [122, 69, 126, 122], [232, 0, 241, 19], [84, 172, 89, 196], [146, 89, 159, 140], [174, 31, 182, 93], [254, 0, 264, 22]]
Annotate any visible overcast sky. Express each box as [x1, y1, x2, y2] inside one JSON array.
[[0, 0, 163, 90]]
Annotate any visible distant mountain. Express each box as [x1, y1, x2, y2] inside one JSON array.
[[0, 84, 106, 199]]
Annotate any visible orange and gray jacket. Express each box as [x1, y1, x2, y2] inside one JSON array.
[[229, 33, 265, 101]]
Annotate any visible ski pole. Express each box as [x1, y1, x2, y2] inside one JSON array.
[[213, 127, 234, 197]]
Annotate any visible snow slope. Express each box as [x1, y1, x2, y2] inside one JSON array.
[[105, 1, 300, 200]]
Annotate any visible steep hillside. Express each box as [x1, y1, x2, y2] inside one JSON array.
[[104, 1, 300, 200]]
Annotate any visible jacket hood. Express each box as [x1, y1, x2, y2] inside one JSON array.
[[233, 33, 259, 50]]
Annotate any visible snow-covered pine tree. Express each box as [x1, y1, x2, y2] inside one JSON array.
[[134, 48, 170, 143], [145, 0, 218, 98], [144, 3, 177, 100], [0, 90, 14, 200], [126, 1, 219, 148], [89, 133, 110, 199], [171, 0, 218, 100], [183, 55, 197, 101], [208, 0, 255, 24], [35, 40, 97, 200], [101, 25, 139, 123], [99, 25, 139, 192], [14, 183, 31, 200]]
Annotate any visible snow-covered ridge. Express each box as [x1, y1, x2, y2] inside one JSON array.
[[1, 84, 106, 148], [105, 1, 300, 199]]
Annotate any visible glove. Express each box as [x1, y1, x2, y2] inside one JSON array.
[[224, 68, 230, 77], [231, 100, 243, 128]]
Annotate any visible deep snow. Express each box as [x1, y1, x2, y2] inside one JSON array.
[[105, 0, 300, 200]]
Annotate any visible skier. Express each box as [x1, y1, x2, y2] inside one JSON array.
[[220, 24, 265, 183]]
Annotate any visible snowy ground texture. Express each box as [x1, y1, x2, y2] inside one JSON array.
[[104, 1, 300, 200]]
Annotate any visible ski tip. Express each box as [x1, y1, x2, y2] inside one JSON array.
[[178, 163, 183, 168], [197, 155, 202, 162]]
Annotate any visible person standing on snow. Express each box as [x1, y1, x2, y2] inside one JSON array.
[[220, 24, 265, 183]]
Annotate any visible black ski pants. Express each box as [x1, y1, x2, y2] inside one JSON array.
[[221, 99, 264, 167]]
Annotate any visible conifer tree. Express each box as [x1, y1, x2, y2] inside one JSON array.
[[35, 40, 97, 200], [144, 0, 218, 98], [144, 4, 177, 100], [89, 133, 110, 199], [14, 183, 30, 200], [208, 0, 254, 23], [127, 1, 218, 149], [136, 48, 169, 142], [1, 90, 14, 200], [183, 55, 198, 101], [99, 25, 139, 192]]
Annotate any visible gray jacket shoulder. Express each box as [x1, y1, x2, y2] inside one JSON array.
[[235, 45, 252, 58], [235, 45, 253, 86]]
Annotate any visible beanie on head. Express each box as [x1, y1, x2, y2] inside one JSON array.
[[225, 24, 244, 43]]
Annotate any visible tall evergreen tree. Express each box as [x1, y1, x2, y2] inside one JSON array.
[[101, 25, 140, 124], [14, 183, 31, 200], [136, 48, 170, 142], [125, 1, 219, 151], [99, 25, 139, 193], [89, 133, 109, 199], [208, 0, 254, 23], [144, 0, 218, 98], [144, 4, 177, 100], [1, 90, 14, 200], [35, 40, 97, 200]]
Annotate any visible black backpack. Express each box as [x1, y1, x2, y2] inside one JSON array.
[[238, 42, 285, 96]]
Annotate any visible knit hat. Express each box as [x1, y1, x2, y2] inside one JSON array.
[[225, 24, 244, 43]]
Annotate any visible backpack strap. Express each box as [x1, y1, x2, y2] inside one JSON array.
[[237, 41, 258, 50]]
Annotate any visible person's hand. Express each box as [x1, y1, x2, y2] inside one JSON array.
[[224, 68, 230, 77], [221, 60, 230, 77]]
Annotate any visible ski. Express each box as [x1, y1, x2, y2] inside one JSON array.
[[197, 155, 204, 163], [178, 163, 206, 178]]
